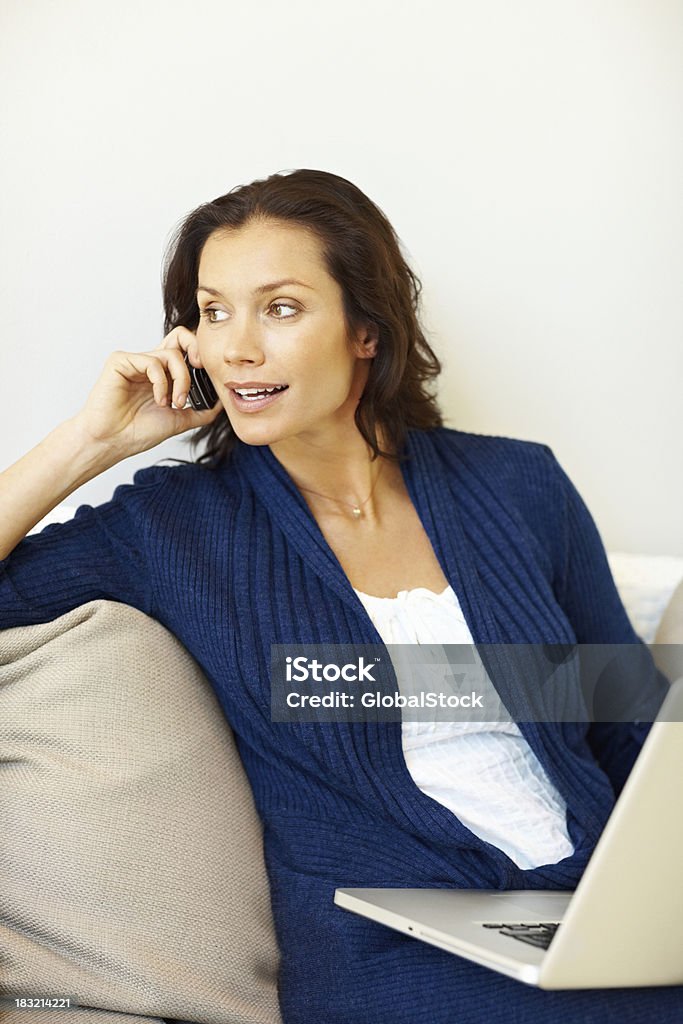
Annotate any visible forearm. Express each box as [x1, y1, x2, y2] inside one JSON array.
[[0, 418, 121, 561]]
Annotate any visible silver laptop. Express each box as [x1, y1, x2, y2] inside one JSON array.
[[335, 676, 683, 989]]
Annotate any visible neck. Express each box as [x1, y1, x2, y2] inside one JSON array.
[[268, 424, 399, 522]]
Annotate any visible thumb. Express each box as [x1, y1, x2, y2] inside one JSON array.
[[174, 399, 225, 432]]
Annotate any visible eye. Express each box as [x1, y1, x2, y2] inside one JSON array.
[[270, 302, 299, 319], [199, 307, 228, 324]]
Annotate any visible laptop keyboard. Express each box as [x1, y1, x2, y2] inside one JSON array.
[[482, 922, 560, 950]]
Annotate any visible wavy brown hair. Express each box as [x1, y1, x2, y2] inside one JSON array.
[[162, 168, 443, 467]]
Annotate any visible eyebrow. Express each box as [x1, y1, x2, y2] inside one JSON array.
[[196, 278, 314, 299]]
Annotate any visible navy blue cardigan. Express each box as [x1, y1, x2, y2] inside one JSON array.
[[2, 426, 681, 1023]]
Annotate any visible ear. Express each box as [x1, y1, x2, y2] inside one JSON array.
[[353, 322, 379, 360]]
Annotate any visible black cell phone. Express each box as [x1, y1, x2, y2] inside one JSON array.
[[183, 351, 218, 410]]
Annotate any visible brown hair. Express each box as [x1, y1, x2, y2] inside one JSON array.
[[161, 168, 443, 467]]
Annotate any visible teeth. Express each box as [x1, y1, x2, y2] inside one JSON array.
[[235, 385, 286, 396]]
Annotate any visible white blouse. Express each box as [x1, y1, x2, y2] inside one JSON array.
[[353, 583, 575, 870]]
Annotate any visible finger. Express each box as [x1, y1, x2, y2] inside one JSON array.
[[162, 347, 193, 408], [146, 362, 173, 406], [157, 325, 203, 372], [158, 324, 197, 355], [114, 352, 172, 406], [130, 348, 194, 408]]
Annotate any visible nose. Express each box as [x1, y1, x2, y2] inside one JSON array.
[[221, 319, 266, 366]]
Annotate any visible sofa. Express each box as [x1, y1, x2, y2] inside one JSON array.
[[1, 503, 682, 1023]]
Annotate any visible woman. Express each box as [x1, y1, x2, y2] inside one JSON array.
[[0, 168, 680, 1023]]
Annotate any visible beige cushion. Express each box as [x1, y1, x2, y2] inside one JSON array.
[[0, 600, 282, 1024], [653, 577, 683, 684]]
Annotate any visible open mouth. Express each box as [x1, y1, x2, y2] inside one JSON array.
[[229, 384, 289, 411]]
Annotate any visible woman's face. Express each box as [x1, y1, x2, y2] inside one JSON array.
[[195, 218, 377, 450]]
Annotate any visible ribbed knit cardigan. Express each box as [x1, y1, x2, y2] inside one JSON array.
[[2, 426, 681, 1024]]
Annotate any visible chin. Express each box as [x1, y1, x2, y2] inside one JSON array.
[[228, 419, 287, 448], [228, 405, 345, 449]]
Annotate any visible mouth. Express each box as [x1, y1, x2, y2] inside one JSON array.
[[228, 383, 289, 412]]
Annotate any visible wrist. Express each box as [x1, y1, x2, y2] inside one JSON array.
[[58, 416, 125, 477]]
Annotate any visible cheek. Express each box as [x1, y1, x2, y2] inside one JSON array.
[[195, 334, 222, 372]]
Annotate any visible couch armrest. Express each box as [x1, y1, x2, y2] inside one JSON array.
[[0, 600, 282, 1024]]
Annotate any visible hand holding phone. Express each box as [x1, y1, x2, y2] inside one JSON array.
[[70, 328, 222, 461]]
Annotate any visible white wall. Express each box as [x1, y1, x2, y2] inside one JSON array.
[[1, 0, 681, 554]]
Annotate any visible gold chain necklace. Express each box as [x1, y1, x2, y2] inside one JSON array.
[[297, 461, 384, 520]]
